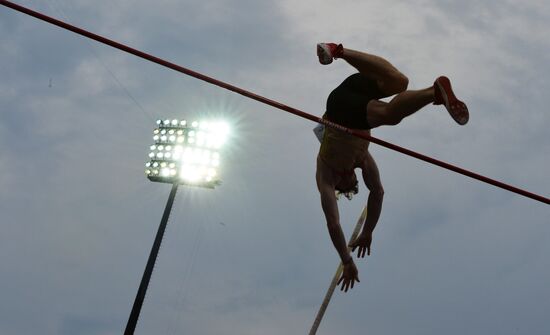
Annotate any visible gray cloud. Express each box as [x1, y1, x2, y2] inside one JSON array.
[[1, 0, 549, 334]]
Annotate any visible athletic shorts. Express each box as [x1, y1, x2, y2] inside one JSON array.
[[325, 73, 384, 129]]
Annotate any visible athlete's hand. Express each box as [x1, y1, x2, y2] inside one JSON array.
[[337, 260, 360, 292], [350, 232, 372, 258]]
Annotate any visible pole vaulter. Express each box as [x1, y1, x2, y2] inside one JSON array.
[[1, 0, 548, 205]]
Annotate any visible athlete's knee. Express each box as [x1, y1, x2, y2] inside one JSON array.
[[396, 74, 409, 92], [384, 73, 409, 95]]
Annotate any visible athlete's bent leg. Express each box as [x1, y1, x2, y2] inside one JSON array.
[[317, 43, 408, 97], [341, 49, 408, 96], [367, 87, 434, 128]]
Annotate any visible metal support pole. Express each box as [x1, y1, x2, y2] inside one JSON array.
[[125, 183, 179, 335], [309, 205, 369, 335]]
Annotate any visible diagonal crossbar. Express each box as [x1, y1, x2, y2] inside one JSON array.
[[1, 0, 548, 205]]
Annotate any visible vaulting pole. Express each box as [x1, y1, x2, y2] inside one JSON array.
[[1, 0, 548, 206], [309, 205, 369, 335]]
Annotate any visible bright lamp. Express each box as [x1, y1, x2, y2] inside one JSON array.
[[145, 119, 229, 188]]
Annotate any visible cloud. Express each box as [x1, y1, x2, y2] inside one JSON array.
[[0, 0, 549, 334]]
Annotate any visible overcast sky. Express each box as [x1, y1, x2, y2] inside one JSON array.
[[1, 1, 549, 334]]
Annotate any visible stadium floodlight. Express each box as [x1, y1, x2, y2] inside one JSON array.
[[126, 118, 230, 335], [145, 119, 229, 188]]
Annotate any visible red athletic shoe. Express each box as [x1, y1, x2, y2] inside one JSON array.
[[434, 76, 469, 125], [317, 43, 344, 65]]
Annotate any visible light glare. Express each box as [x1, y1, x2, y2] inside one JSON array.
[[146, 118, 228, 187]]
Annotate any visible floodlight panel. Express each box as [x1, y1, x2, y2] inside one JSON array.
[[145, 119, 229, 188]]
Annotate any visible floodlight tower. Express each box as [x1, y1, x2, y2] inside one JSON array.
[[124, 119, 229, 335]]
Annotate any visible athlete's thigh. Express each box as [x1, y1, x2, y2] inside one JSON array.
[[366, 99, 390, 128]]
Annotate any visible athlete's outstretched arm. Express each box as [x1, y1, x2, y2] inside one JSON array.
[[351, 152, 384, 257], [317, 173, 352, 264], [318, 180, 360, 292], [316, 157, 357, 260], [316, 156, 360, 291]]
